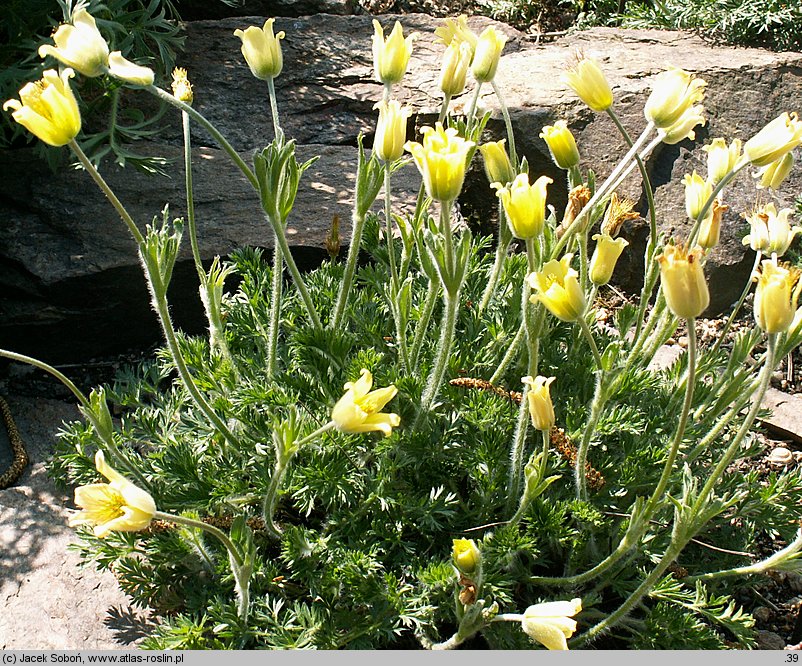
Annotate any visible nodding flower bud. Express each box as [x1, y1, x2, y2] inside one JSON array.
[[108, 52, 154, 87], [590, 233, 629, 286], [743, 203, 801, 257], [493, 173, 552, 240], [660, 104, 706, 145], [38, 8, 109, 78], [656, 244, 709, 320], [540, 121, 580, 171], [521, 599, 582, 651], [234, 19, 285, 81], [470, 26, 507, 83], [562, 55, 613, 113], [439, 40, 472, 97], [753, 258, 802, 334], [372, 20, 416, 86], [682, 171, 713, 222], [452, 538, 481, 575], [743, 112, 802, 167], [644, 66, 706, 129], [703, 137, 741, 184], [522, 375, 556, 431], [479, 139, 516, 187], [757, 152, 794, 191], [373, 99, 412, 163], [697, 199, 727, 250]]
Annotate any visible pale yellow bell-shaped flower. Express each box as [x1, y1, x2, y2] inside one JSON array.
[[682, 171, 713, 222], [703, 138, 742, 184], [757, 152, 794, 190], [743, 112, 802, 167], [540, 121, 580, 170], [373, 99, 412, 163], [521, 598, 582, 650], [660, 104, 706, 145], [743, 203, 801, 257], [697, 199, 727, 250], [108, 52, 155, 86], [452, 538, 481, 575], [234, 19, 285, 81], [644, 67, 706, 130], [4, 69, 81, 147], [68, 451, 156, 538], [479, 139, 515, 187], [656, 244, 709, 319], [528, 254, 586, 322], [590, 233, 629, 286], [562, 56, 613, 113], [404, 123, 475, 203], [331, 369, 400, 437], [372, 20, 415, 85], [439, 40, 473, 97], [471, 26, 507, 83], [753, 259, 802, 334], [434, 14, 478, 52], [38, 8, 110, 78], [522, 375, 556, 431], [493, 173, 553, 240], [171, 67, 193, 104]]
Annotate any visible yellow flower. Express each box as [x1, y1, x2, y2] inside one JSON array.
[[528, 254, 586, 322], [372, 20, 415, 86], [562, 55, 613, 113], [743, 112, 802, 167], [108, 52, 154, 86], [434, 15, 477, 52], [644, 67, 706, 130], [471, 26, 507, 83], [753, 259, 802, 333], [171, 67, 193, 104], [404, 123, 475, 203], [522, 376, 556, 431], [682, 171, 713, 222], [540, 121, 580, 171], [743, 203, 801, 257], [4, 69, 81, 147], [234, 19, 285, 81], [521, 598, 582, 650], [590, 233, 629, 286], [439, 40, 472, 97], [479, 139, 515, 187], [373, 99, 412, 163], [697, 199, 727, 250], [660, 104, 706, 145], [38, 8, 109, 78], [494, 173, 553, 240], [452, 538, 481, 575], [656, 244, 709, 319], [68, 451, 156, 538], [703, 138, 741, 184], [331, 369, 400, 437], [757, 152, 794, 190]]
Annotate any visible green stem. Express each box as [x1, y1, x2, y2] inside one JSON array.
[[68, 140, 143, 244], [410, 281, 440, 370], [438, 93, 452, 125], [265, 244, 283, 376], [266, 77, 281, 138], [491, 81, 517, 166], [384, 168, 409, 370], [182, 112, 204, 280], [465, 82, 483, 133], [331, 212, 366, 330], [710, 252, 761, 358], [147, 85, 258, 191], [478, 200, 512, 313], [506, 382, 530, 513], [490, 321, 525, 385], [574, 371, 606, 501], [419, 290, 459, 417], [577, 317, 603, 370], [262, 210, 322, 329]]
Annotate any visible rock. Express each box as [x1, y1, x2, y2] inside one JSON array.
[[1, 17, 801, 360], [0, 395, 153, 649], [768, 446, 794, 466], [174, 0, 357, 20], [756, 629, 787, 650], [753, 606, 772, 623], [761, 389, 802, 444]]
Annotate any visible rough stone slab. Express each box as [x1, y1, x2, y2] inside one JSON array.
[[0, 396, 153, 649]]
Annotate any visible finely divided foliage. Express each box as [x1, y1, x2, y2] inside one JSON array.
[[4, 4, 802, 651]]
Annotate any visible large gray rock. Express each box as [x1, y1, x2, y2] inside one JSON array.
[[1, 17, 801, 361]]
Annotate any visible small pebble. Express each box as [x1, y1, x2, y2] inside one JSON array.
[[757, 630, 786, 650], [768, 447, 794, 466], [678, 336, 689, 348], [788, 575, 802, 594], [753, 606, 772, 623]]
